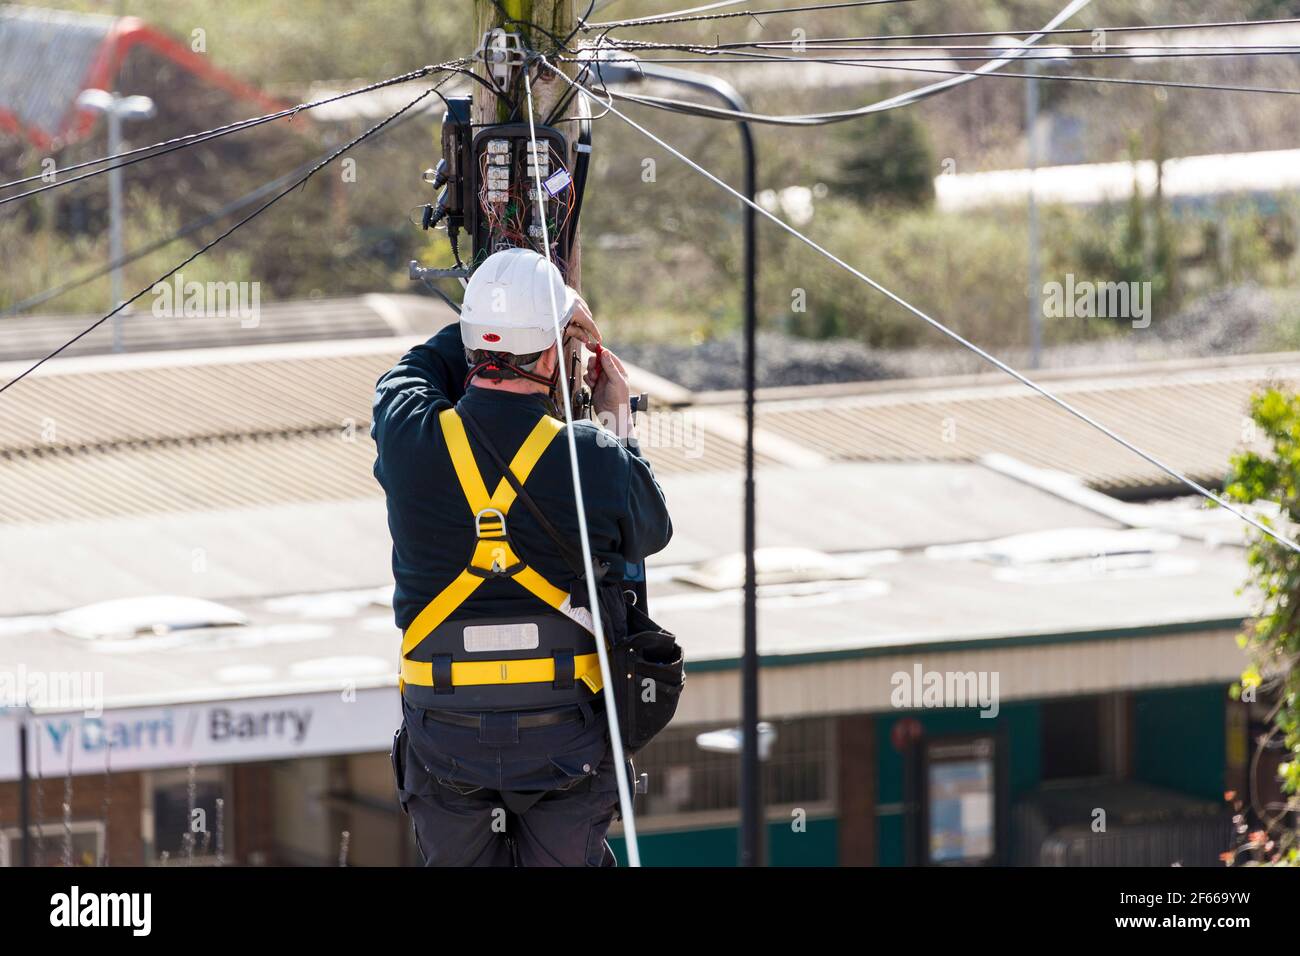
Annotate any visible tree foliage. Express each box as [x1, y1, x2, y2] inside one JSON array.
[[831, 111, 935, 211], [1223, 388, 1300, 865]]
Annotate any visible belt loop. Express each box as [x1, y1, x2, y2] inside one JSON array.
[[432, 655, 455, 694], [578, 700, 594, 728], [552, 649, 575, 690], [479, 711, 519, 746]]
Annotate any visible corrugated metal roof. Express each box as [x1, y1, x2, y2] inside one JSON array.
[[0, 345, 1263, 722], [0, 431, 380, 523], [0, 417, 750, 524], [0, 344, 398, 454], [0, 454, 1251, 687], [0, 294, 453, 362], [1, 344, 1291, 526], [0, 481, 1252, 708], [751, 360, 1299, 493], [0, 337, 752, 523]]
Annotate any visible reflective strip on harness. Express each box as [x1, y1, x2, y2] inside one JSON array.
[[401, 652, 603, 692], [400, 408, 585, 692]]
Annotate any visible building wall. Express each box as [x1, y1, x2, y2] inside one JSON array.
[[610, 815, 838, 867], [621, 687, 1228, 867], [874, 702, 1041, 867], [232, 761, 275, 865], [0, 684, 1232, 867], [0, 769, 143, 866], [837, 713, 876, 866], [1133, 684, 1227, 801], [680, 628, 1245, 725]]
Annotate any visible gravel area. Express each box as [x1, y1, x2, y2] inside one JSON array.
[[621, 285, 1299, 391], [620, 333, 895, 390]]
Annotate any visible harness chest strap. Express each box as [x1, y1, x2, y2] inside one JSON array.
[[400, 408, 601, 694]]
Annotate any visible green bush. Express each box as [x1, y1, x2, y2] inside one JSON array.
[[1223, 388, 1300, 866], [831, 111, 936, 211]]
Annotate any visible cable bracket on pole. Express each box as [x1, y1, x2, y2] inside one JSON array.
[[408, 260, 470, 281], [477, 29, 527, 89]]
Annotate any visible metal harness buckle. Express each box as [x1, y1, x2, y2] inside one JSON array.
[[469, 507, 523, 578], [474, 507, 508, 541]]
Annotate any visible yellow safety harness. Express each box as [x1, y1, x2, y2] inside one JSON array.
[[399, 407, 602, 695]]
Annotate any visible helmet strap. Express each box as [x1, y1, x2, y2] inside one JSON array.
[[465, 354, 561, 395]]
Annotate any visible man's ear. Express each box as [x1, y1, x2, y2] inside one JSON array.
[[535, 346, 559, 377]]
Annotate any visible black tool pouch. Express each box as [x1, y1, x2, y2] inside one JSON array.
[[608, 596, 684, 755]]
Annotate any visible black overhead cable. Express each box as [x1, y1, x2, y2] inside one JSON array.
[[488, 0, 570, 48], [0, 81, 445, 397], [580, 0, 1103, 126], [579, 40, 1300, 126], [673, 43, 1300, 51], [600, 48, 1300, 63], [583, 0, 919, 31], [543, 1, 605, 125], [0, 59, 480, 205], [612, 64, 1300, 110], [1, 83, 438, 319], [600, 15, 1300, 44], [584, 0, 745, 26], [791, 16, 1300, 43], [1, 157, 317, 317], [1, 110, 309, 193], [543, 54, 1300, 555]]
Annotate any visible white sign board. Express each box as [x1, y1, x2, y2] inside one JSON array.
[[0, 686, 400, 781]]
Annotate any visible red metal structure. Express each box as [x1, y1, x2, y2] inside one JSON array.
[[0, 6, 282, 150]]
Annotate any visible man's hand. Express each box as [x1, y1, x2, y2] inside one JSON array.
[[564, 292, 634, 437], [585, 347, 634, 438], [564, 292, 601, 348]]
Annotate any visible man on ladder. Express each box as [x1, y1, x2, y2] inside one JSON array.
[[372, 247, 673, 866]]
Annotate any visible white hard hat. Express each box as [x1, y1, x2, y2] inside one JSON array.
[[460, 247, 578, 355]]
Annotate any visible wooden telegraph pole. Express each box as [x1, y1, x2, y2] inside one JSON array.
[[473, 1, 583, 285]]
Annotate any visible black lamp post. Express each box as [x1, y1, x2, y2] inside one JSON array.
[[592, 57, 762, 867]]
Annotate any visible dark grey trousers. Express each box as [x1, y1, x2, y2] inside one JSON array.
[[393, 699, 621, 867]]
